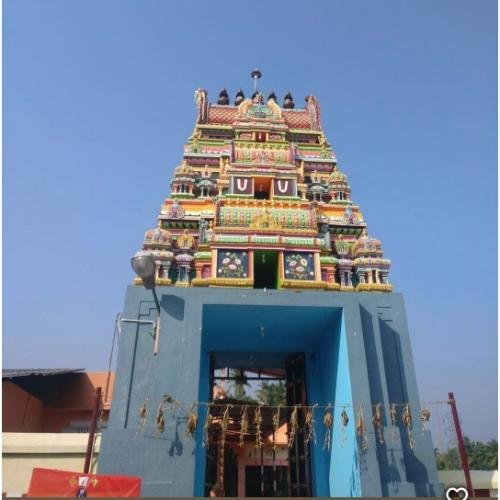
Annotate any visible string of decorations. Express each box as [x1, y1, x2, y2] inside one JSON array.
[[136, 397, 447, 453], [322, 404, 333, 450]]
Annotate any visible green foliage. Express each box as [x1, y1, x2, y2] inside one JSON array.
[[255, 381, 286, 406], [435, 437, 498, 470], [226, 369, 257, 403]]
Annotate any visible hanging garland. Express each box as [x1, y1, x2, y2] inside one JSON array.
[[390, 403, 398, 442], [340, 407, 349, 447], [288, 405, 299, 448], [402, 403, 414, 449], [356, 405, 368, 452], [137, 398, 148, 435], [272, 406, 281, 451], [305, 405, 317, 444], [372, 403, 384, 444], [239, 406, 248, 448], [203, 404, 213, 448], [322, 404, 333, 451], [420, 407, 431, 432], [131, 399, 444, 453], [186, 404, 198, 438], [156, 403, 165, 434], [254, 405, 263, 449]]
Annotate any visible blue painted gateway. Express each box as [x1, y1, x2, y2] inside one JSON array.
[[98, 81, 443, 496], [99, 288, 442, 497]]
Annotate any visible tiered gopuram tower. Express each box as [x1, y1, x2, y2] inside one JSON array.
[[135, 86, 392, 292], [99, 79, 443, 498]]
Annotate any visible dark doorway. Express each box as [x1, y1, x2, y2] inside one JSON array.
[[254, 251, 278, 289], [204, 354, 311, 497], [245, 466, 289, 497], [286, 353, 312, 496]]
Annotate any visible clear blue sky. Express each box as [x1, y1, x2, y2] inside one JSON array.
[[4, 1, 497, 442]]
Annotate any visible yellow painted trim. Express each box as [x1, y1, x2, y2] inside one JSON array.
[[155, 278, 172, 286], [191, 278, 211, 287], [208, 278, 254, 288], [356, 283, 393, 292], [325, 282, 341, 291], [281, 279, 325, 290]]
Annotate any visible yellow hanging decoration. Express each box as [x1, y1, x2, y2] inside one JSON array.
[[402, 403, 414, 449], [341, 407, 349, 426], [305, 405, 317, 444], [203, 404, 213, 448], [139, 399, 148, 420], [239, 406, 248, 448], [323, 404, 333, 451], [372, 403, 384, 444], [254, 405, 263, 449], [221, 405, 230, 436], [156, 403, 165, 434], [272, 406, 281, 451], [356, 405, 368, 451], [340, 407, 349, 447], [186, 405, 198, 438], [420, 407, 431, 431], [136, 398, 148, 436], [288, 405, 299, 448], [390, 403, 398, 442]]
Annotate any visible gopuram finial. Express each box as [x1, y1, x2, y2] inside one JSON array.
[[251, 68, 262, 92]]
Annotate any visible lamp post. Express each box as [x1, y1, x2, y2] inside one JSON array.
[[131, 251, 161, 354]]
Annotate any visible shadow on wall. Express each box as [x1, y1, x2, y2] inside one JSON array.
[[162, 295, 185, 321], [379, 318, 431, 495]]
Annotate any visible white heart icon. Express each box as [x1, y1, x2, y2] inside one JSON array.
[[445, 487, 469, 500]]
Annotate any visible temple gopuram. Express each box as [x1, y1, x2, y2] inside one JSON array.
[[136, 86, 392, 292], [99, 76, 443, 497]]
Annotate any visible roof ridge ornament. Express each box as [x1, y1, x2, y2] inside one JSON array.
[[251, 68, 262, 92]]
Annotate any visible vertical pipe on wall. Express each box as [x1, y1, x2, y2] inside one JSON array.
[[83, 387, 102, 473]]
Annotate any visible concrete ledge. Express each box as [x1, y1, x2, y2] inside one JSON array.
[[2, 432, 101, 454]]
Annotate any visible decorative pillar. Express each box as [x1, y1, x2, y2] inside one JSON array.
[[339, 270, 346, 286], [346, 270, 353, 287]]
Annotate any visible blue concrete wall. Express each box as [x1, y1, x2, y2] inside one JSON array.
[[328, 316, 361, 496], [98, 287, 443, 497]]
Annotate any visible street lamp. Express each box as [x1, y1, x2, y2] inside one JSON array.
[[130, 251, 161, 354]]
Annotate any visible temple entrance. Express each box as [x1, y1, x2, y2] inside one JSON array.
[[253, 251, 278, 289], [204, 353, 311, 497]]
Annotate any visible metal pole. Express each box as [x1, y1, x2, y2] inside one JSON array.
[[83, 387, 102, 473], [272, 430, 277, 496], [260, 444, 264, 497], [448, 392, 473, 496]]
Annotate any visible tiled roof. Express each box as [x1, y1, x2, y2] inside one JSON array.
[[206, 105, 313, 130], [207, 105, 238, 124], [282, 110, 312, 129], [2, 368, 84, 379]]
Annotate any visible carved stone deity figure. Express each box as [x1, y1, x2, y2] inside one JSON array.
[[319, 223, 331, 250], [205, 221, 214, 243], [198, 219, 208, 244]]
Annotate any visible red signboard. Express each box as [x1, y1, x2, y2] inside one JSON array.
[[27, 468, 141, 497]]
